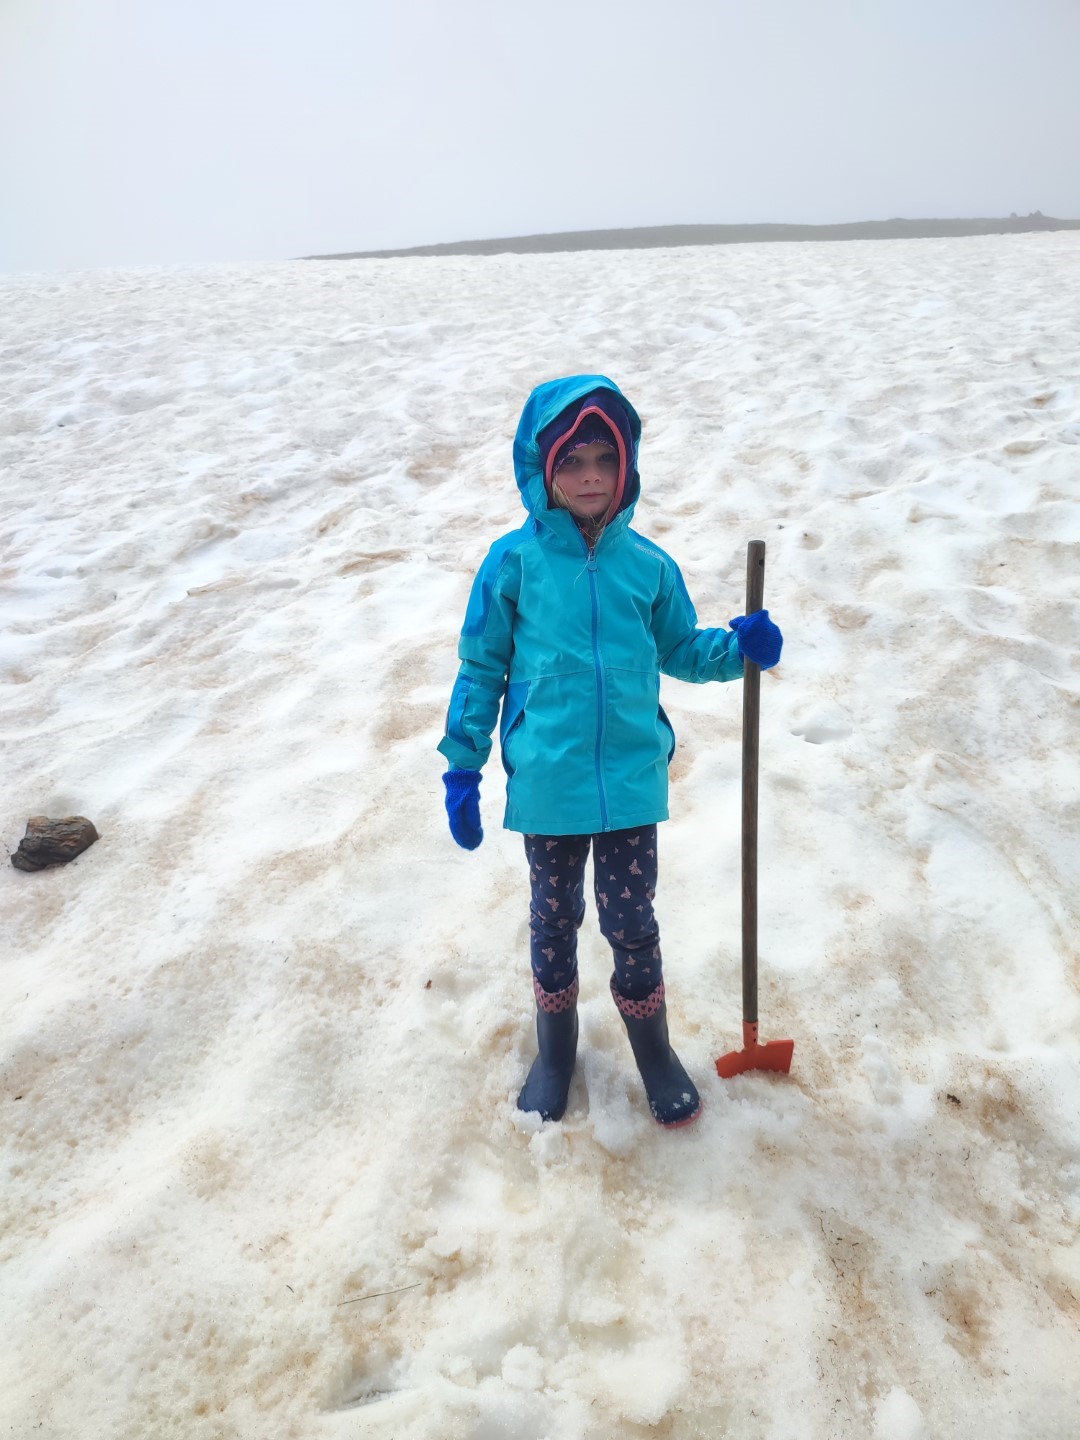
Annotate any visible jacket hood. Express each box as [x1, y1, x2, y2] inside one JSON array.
[[512, 376, 642, 531]]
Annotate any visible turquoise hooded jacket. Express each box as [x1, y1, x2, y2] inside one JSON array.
[[437, 375, 744, 835]]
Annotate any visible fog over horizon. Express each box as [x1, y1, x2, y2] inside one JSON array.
[[2, 0, 1079, 273]]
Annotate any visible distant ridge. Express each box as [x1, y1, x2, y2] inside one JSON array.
[[306, 214, 1080, 261]]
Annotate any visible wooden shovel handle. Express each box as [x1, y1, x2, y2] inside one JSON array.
[[742, 540, 766, 1025]]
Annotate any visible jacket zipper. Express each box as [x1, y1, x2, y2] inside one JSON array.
[[584, 537, 610, 832]]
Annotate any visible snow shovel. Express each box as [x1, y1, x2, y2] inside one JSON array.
[[716, 540, 795, 1080]]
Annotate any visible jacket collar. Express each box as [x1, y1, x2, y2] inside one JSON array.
[[532, 501, 633, 552]]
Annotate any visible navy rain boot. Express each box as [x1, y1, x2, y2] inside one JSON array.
[[611, 976, 701, 1127], [517, 977, 579, 1122]]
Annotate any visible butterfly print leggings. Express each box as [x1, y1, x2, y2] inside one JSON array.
[[523, 825, 661, 1002]]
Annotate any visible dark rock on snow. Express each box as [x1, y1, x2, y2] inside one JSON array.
[[10, 816, 99, 871]]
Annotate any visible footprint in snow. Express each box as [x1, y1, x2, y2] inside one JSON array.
[[790, 711, 853, 745]]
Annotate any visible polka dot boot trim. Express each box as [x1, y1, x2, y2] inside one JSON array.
[[534, 974, 580, 1014], [609, 975, 665, 1019]]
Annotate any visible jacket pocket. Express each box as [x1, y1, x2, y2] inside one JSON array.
[[499, 680, 529, 776], [606, 667, 671, 778], [657, 704, 676, 763]]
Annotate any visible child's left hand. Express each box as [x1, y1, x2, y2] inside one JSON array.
[[729, 610, 783, 670]]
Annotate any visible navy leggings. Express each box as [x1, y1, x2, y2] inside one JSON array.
[[524, 826, 662, 1002]]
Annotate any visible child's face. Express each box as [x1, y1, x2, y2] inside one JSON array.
[[553, 442, 619, 520]]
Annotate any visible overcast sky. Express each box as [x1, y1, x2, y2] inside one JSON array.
[[2, 0, 1079, 272]]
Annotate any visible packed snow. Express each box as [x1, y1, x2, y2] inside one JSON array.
[[2, 234, 1079, 1439]]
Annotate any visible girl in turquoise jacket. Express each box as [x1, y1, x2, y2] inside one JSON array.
[[439, 376, 783, 1128]]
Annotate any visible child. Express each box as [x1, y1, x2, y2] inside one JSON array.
[[438, 376, 782, 1127]]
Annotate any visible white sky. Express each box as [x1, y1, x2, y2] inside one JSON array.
[[2, 0, 1079, 272]]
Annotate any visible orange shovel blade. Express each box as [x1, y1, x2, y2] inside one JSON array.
[[716, 1022, 795, 1079]]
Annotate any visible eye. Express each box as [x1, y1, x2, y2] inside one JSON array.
[[598, 450, 618, 466], [560, 454, 581, 469]]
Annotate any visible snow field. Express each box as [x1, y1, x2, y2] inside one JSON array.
[[2, 235, 1079, 1438]]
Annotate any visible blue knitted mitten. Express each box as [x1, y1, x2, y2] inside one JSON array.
[[729, 610, 783, 670], [442, 768, 483, 850]]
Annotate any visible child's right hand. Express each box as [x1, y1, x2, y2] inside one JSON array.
[[442, 768, 484, 850]]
